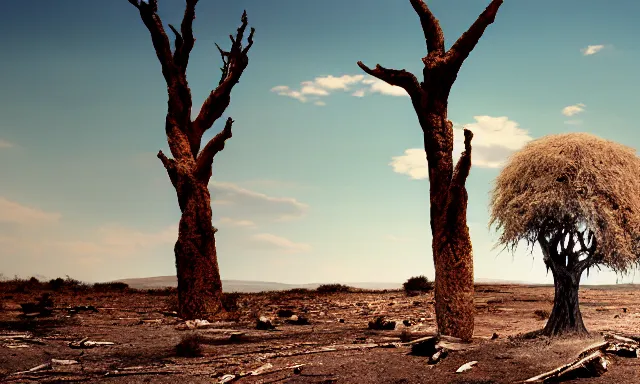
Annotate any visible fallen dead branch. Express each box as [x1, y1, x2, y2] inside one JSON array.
[[523, 351, 608, 383], [217, 363, 307, 383], [69, 337, 115, 349]]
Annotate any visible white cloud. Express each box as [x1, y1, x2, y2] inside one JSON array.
[[270, 85, 307, 102], [300, 81, 330, 96], [313, 75, 364, 90], [271, 73, 407, 105], [0, 197, 61, 225], [389, 149, 429, 180], [217, 217, 256, 228], [390, 116, 532, 179], [581, 45, 604, 56], [0, 139, 14, 148], [562, 103, 586, 117], [250, 233, 311, 253], [366, 79, 408, 97], [210, 181, 308, 222]]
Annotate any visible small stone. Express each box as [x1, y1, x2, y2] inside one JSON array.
[[256, 316, 275, 330], [277, 309, 294, 318], [491, 332, 499, 340], [403, 319, 414, 327], [339, 318, 345, 323]]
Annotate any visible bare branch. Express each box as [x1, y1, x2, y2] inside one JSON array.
[[243, 27, 256, 55], [451, 129, 473, 188], [192, 11, 254, 138], [177, 0, 198, 69], [409, 0, 445, 55], [157, 150, 179, 187], [356, 61, 422, 98], [129, 0, 176, 86], [194, 117, 234, 182], [445, 0, 504, 71]]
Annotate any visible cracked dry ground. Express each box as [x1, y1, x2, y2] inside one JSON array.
[[1, 285, 640, 383]]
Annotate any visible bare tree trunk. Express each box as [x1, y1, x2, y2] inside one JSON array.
[[128, 0, 254, 320], [542, 273, 588, 336], [174, 179, 224, 318], [424, 112, 474, 340], [543, 267, 587, 336], [357, 0, 502, 340], [538, 229, 597, 336]]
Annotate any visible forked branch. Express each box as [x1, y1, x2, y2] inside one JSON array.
[[192, 11, 255, 144], [356, 62, 422, 99], [194, 117, 234, 182]]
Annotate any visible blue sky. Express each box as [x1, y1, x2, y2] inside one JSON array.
[[1, 0, 639, 285]]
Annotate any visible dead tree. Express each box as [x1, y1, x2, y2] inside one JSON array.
[[357, 0, 504, 340], [127, 0, 254, 319]]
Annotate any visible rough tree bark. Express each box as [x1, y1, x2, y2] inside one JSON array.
[[128, 0, 254, 320], [539, 225, 600, 336], [357, 0, 503, 340]]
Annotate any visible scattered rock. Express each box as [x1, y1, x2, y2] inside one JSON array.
[[286, 315, 310, 325], [455, 361, 478, 373], [403, 319, 414, 327], [257, 316, 275, 330], [368, 316, 396, 330], [339, 318, 345, 323], [229, 332, 244, 342], [491, 332, 499, 340], [428, 348, 448, 364], [277, 309, 294, 318], [293, 365, 303, 374], [408, 336, 439, 356]]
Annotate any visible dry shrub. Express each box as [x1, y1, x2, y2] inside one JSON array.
[[403, 276, 433, 294], [317, 284, 352, 293], [175, 334, 203, 357], [92, 282, 129, 292]]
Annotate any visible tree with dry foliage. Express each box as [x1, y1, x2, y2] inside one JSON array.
[[357, 0, 504, 340], [490, 133, 640, 336], [127, 0, 254, 320]]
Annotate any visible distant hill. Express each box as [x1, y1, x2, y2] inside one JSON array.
[[113, 275, 535, 292]]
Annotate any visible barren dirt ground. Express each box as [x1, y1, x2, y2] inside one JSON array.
[[1, 284, 639, 383]]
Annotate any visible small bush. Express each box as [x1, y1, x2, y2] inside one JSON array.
[[534, 309, 550, 320], [316, 284, 352, 293], [48, 278, 65, 291], [175, 334, 203, 357], [403, 276, 434, 294], [92, 282, 129, 292]]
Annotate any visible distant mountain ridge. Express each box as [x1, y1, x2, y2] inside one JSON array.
[[114, 275, 533, 292]]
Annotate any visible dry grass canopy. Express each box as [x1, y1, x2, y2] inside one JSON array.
[[489, 133, 640, 273]]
